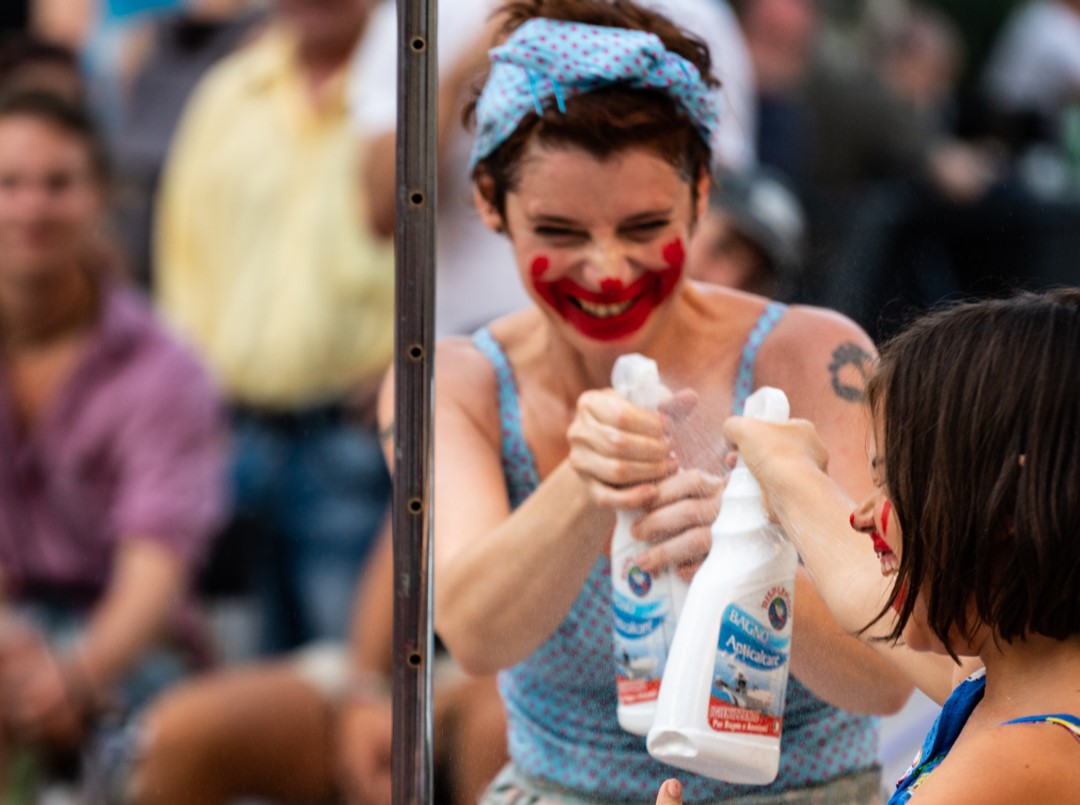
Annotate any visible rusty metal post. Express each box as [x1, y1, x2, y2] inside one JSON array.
[[392, 0, 437, 803]]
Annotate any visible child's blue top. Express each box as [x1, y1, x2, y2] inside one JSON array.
[[889, 669, 1080, 803]]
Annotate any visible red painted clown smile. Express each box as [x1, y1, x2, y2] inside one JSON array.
[[530, 240, 685, 342]]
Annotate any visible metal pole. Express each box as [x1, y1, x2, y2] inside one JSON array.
[[392, 0, 437, 803]]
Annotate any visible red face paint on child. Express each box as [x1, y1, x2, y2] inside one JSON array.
[[853, 499, 899, 580], [527, 240, 685, 342]]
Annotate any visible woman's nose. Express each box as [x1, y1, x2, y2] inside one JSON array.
[[850, 496, 877, 533], [586, 242, 636, 288]]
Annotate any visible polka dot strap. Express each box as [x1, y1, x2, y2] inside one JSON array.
[[733, 302, 787, 416], [471, 17, 721, 168], [472, 328, 541, 509]]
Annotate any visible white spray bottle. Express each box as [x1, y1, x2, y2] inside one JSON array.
[[647, 387, 797, 784], [610, 354, 689, 737]]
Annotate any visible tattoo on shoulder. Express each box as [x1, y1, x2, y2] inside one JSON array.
[[828, 342, 873, 402], [379, 422, 395, 444]]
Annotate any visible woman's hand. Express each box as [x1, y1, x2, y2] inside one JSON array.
[[630, 468, 725, 580], [656, 779, 684, 805], [567, 389, 680, 510]]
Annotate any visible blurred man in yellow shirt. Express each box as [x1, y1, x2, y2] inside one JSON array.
[[156, 0, 392, 654]]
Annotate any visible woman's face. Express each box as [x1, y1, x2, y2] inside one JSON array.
[[477, 142, 706, 350], [0, 116, 102, 286]]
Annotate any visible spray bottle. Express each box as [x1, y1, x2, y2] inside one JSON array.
[[647, 387, 797, 783], [610, 354, 689, 736]]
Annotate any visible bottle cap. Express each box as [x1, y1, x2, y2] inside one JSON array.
[[727, 386, 791, 502], [612, 354, 667, 412], [742, 386, 790, 423]]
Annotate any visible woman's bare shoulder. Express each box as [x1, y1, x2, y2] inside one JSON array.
[[773, 304, 874, 352], [433, 310, 544, 433], [754, 303, 877, 398], [434, 335, 501, 423]]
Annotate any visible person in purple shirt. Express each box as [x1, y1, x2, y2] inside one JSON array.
[[0, 89, 227, 795]]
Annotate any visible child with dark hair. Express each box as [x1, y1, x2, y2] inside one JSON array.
[[378, 1, 912, 802], [708, 290, 1080, 804]]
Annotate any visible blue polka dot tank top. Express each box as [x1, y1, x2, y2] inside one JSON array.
[[470, 302, 878, 801]]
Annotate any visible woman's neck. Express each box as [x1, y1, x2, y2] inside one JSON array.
[[0, 268, 97, 350]]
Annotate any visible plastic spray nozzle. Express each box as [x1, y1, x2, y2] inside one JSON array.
[[612, 354, 667, 412], [742, 386, 790, 424], [727, 386, 790, 501]]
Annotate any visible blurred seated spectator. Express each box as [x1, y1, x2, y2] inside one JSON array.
[[687, 167, 805, 299], [739, 0, 995, 203], [0, 90, 227, 801], [129, 525, 508, 805], [870, 4, 999, 204], [112, 0, 264, 286], [0, 34, 83, 103], [156, 0, 395, 655], [31, 0, 182, 136], [982, 0, 1080, 149], [872, 4, 964, 136]]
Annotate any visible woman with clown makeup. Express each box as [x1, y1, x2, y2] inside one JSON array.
[[376, 1, 913, 802]]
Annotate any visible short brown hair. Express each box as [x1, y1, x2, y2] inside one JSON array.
[[465, 0, 718, 218], [868, 290, 1080, 653], [0, 90, 110, 182]]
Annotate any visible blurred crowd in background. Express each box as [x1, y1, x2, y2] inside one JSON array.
[[0, 0, 1076, 802]]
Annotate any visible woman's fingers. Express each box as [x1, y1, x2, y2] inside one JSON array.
[[647, 469, 724, 509], [577, 389, 668, 438], [567, 416, 673, 464], [656, 779, 684, 805], [569, 446, 678, 490], [634, 525, 713, 575], [659, 389, 698, 423], [588, 480, 661, 511], [568, 390, 679, 500], [634, 496, 719, 546], [606, 470, 725, 572]]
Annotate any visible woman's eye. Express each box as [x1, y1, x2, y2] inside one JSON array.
[[623, 221, 668, 239], [535, 227, 585, 241]]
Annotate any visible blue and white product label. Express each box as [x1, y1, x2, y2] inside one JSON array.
[[613, 556, 675, 704], [708, 584, 793, 737]]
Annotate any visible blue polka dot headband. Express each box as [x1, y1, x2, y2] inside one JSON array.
[[470, 17, 721, 169]]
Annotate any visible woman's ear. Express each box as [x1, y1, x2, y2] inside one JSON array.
[[695, 167, 712, 222], [472, 174, 506, 234]]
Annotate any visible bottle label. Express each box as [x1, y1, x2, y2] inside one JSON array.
[[707, 584, 793, 737], [612, 558, 676, 705]]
